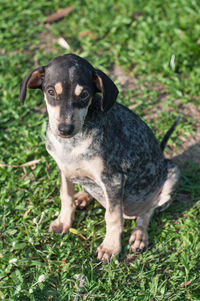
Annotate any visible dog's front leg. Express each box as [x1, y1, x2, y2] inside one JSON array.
[[97, 184, 124, 262], [49, 171, 75, 235]]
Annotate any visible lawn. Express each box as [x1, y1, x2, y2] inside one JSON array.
[[0, 0, 200, 300]]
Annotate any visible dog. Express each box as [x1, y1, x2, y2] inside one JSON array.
[[20, 54, 180, 262]]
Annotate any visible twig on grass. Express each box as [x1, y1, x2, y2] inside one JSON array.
[[0, 159, 41, 168]]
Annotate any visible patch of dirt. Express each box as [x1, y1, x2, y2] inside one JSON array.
[[110, 65, 169, 112], [173, 143, 200, 166], [167, 102, 200, 166], [38, 25, 58, 54], [110, 64, 136, 89]]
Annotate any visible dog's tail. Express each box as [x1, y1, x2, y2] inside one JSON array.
[[160, 116, 180, 152]]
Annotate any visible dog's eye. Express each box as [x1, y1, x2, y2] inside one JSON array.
[[80, 90, 89, 100], [48, 89, 55, 96]]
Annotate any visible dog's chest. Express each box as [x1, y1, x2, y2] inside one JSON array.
[[46, 131, 104, 184]]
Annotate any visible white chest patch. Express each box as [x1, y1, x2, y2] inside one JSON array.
[[47, 131, 103, 185]]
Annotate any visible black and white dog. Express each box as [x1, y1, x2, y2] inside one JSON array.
[[20, 54, 180, 262]]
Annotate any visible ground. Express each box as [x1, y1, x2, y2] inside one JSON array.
[[0, 1, 200, 300]]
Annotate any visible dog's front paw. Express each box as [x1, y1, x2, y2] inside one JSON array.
[[129, 227, 149, 253], [48, 217, 70, 235], [97, 241, 121, 263], [74, 191, 93, 209]]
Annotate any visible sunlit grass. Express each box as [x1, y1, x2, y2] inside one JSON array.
[[0, 0, 200, 300]]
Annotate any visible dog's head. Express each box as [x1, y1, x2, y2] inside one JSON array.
[[20, 54, 118, 138]]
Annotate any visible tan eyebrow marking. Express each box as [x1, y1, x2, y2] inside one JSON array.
[[55, 82, 63, 95], [74, 84, 83, 96]]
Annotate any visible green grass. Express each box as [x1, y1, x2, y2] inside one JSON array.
[[0, 0, 200, 300]]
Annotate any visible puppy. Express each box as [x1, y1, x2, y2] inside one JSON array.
[[20, 54, 180, 262]]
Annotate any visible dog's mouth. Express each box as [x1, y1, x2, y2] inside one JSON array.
[[57, 128, 80, 139], [57, 132, 76, 139]]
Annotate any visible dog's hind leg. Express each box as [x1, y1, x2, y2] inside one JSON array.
[[155, 160, 180, 212], [129, 208, 154, 253], [129, 160, 180, 253], [74, 191, 93, 209]]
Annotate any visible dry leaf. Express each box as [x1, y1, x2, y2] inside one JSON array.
[[180, 281, 191, 287], [23, 208, 32, 218], [57, 37, 71, 51], [45, 7, 74, 24], [69, 228, 87, 240], [79, 31, 96, 39]]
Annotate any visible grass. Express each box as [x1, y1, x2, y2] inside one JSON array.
[[0, 0, 200, 300]]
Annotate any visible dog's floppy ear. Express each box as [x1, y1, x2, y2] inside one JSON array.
[[94, 69, 119, 112], [20, 66, 45, 105]]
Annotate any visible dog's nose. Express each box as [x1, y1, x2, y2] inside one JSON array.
[[58, 123, 75, 136]]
